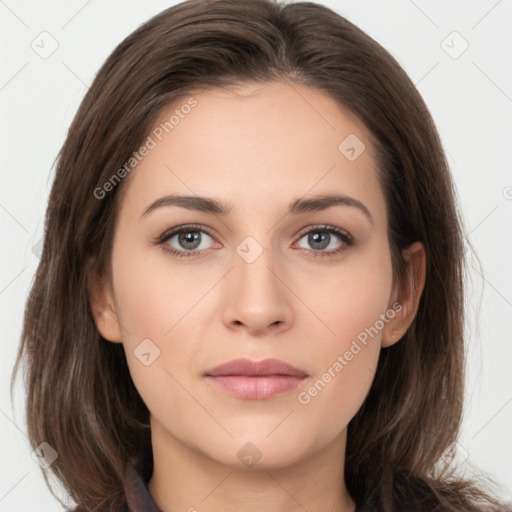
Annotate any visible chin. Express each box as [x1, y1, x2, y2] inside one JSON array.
[[200, 432, 317, 471]]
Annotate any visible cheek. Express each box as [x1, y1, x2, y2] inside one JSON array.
[[111, 234, 210, 340], [303, 239, 393, 353], [327, 270, 392, 350], [293, 245, 392, 431], [108, 239, 200, 400], [295, 344, 379, 450]]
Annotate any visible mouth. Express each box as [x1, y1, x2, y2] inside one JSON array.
[[204, 358, 309, 400]]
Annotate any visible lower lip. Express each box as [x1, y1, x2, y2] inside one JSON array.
[[205, 375, 308, 400]]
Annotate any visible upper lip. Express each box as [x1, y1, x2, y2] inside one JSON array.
[[204, 358, 308, 378]]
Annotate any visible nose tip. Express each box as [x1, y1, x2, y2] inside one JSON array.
[[222, 256, 293, 335]]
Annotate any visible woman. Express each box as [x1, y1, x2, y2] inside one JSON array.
[[11, 0, 510, 510]]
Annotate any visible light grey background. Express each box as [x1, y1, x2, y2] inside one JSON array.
[[1, 0, 511, 510]]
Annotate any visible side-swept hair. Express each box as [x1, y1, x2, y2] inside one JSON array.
[[11, 0, 509, 510]]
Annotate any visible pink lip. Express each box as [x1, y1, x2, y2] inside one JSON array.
[[204, 358, 309, 400]]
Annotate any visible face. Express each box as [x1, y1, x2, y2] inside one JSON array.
[[91, 80, 413, 470]]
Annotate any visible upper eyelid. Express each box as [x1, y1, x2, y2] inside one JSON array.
[[159, 224, 216, 242], [296, 224, 351, 238]]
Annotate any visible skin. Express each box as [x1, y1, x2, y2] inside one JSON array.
[[89, 80, 426, 512]]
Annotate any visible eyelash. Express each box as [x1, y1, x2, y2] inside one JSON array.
[[154, 223, 354, 259]]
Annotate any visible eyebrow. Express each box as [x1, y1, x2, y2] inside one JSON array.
[[141, 193, 374, 225]]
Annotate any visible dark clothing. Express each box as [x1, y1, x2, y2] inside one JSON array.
[[123, 447, 162, 512]]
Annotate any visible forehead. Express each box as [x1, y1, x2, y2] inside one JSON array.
[[119, 81, 387, 229]]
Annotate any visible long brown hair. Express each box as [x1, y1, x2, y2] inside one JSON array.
[[11, 0, 509, 510]]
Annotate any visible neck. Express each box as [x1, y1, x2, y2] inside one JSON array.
[[147, 418, 356, 512]]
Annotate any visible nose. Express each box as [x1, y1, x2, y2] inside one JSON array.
[[221, 244, 294, 336]]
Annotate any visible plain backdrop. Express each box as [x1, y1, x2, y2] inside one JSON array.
[[1, 0, 511, 510]]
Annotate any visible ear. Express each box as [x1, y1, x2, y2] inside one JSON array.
[[381, 241, 426, 348], [86, 258, 123, 343]]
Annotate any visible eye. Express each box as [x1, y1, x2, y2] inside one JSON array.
[[294, 225, 353, 257], [154, 223, 353, 259], [156, 224, 218, 258]]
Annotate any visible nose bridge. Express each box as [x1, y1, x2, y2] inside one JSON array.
[[222, 233, 293, 333], [234, 234, 281, 304]]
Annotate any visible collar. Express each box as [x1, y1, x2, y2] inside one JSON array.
[[125, 448, 162, 512]]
